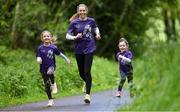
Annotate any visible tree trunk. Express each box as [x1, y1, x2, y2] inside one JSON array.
[[11, 2, 21, 49], [164, 9, 176, 42]]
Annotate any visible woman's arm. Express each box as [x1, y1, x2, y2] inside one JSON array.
[[66, 33, 77, 40], [66, 33, 82, 40], [94, 27, 101, 40], [94, 27, 100, 35]]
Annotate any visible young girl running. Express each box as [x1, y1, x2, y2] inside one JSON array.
[[36, 30, 71, 106], [116, 38, 134, 97]]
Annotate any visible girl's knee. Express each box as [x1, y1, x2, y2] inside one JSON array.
[[120, 79, 126, 83], [47, 67, 54, 75], [127, 75, 133, 83]]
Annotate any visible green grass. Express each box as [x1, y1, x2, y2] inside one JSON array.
[[0, 46, 119, 108], [119, 43, 180, 111]]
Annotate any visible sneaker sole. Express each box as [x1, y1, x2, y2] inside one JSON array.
[[84, 99, 90, 103], [47, 103, 54, 107], [47, 105, 52, 107]]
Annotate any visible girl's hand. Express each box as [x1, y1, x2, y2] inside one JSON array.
[[66, 59, 71, 64], [95, 34, 101, 40], [118, 55, 123, 61], [118, 55, 123, 59], [37, 57, 42, 64]]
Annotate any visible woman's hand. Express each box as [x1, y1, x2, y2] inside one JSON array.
[[76, 33, 82, 39], [95, 34, 101, 40]]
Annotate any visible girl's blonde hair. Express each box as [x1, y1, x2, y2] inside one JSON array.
[[41, 30, 57, 44]]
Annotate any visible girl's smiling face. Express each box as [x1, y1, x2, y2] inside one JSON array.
[[118, 41, 128, 53], [42, 31, 52, 44]]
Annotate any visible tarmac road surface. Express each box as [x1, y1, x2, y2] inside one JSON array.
[[1, 89, 132, 112]]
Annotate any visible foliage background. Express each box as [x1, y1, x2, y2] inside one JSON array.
[[1, 0, 180, 56], [0, 0, 180, 111]]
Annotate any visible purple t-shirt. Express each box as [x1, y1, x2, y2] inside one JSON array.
[[67, 17, 98, 54], [116, 50, 133, 73], [36, 44, 62, 73]]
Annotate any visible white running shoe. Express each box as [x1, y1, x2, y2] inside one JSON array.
[[84, 94, 90, 103], [47, 99, 54, 107], [51, 83, 58, 94]]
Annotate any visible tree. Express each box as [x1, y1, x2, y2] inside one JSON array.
[[161, 0, 179, 42], [1, 0, 180, 57]]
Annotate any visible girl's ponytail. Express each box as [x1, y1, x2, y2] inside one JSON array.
[[51, 35, 57, 44]]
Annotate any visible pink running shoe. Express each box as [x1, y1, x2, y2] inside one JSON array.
[[116, 91, 122, 97]]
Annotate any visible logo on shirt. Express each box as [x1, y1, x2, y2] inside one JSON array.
[[83, 25, 92, 39], [75, 24, 80, 29], [41, 50, 45, 53], [47, 50, 53, 59]]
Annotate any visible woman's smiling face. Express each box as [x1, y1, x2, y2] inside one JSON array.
[[77, 5, 87, 19]]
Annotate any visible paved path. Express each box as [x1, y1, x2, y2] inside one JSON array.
[[1, 89, 132, 112]]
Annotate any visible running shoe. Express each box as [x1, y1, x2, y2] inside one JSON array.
[[51, 82, 58, 94], [115, 91, 122, 97], [47, 99, 54, 107], [84, 94, 91, 103]]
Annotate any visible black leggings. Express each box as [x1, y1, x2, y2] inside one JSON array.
[[75, 53, 93, 94], [118, 74, 133, 91], [41, 73, 55, 99]]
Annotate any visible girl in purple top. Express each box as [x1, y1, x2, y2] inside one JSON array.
[[116, 38, 133, 97], [36, 30, 71, 106], [66, 4, 101, 103]]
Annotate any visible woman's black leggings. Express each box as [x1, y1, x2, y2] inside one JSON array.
[[41, 74, 55, 99], [75, 53, 93, 94]]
